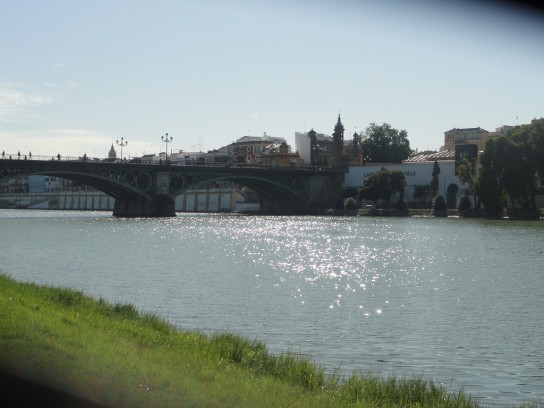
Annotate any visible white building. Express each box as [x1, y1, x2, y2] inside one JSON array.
[[28, 175, 64, 193], [346, 151, 469, 208]]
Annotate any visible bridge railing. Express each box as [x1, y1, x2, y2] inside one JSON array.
[[1, 154, 335, 172], [1, 153, 83, 162]]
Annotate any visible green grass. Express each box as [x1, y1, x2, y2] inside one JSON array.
[[0, 272, 538, 407]]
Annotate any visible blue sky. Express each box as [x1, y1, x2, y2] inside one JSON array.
[[1, 0, 543, 159]]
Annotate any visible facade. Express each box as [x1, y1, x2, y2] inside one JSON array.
[[227, 133, 286, 165]]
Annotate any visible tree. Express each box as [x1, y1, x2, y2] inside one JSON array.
[[475, 139, 506, 218], [430, 160, 440, 197], [432, 194, 447, 215], [527, 119, 544, 184], [361, 123, 412, 163], [456, 157, 477, 209], [508, 121, 542, 208], [469, 119, 543, 216], [478, 136, 536, 210], [357, 167, 406, 206]]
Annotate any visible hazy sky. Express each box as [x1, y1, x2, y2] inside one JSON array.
[[1, 0, 543, 159]]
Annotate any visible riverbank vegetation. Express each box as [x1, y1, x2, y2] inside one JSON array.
[[472, 119, 544, 218], [0, 273, 538, 407], [347, 119, 544, 219]]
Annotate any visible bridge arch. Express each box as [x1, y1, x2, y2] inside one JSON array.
[[1, 168, 153, 202], [167, 171, 308, 203]]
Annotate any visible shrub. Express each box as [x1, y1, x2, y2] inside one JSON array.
[[395, 198, 408, 211], [457, 195, 472, 211], [432, 195, 447, 211], [344, 197, 358, 211]]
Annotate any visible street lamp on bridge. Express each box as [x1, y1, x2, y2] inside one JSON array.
[[116, 137, 128, 162], [161, 133, 173, 164]]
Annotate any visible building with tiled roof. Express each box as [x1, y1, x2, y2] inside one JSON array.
[[227, 133, 286, 165], [404, 150, 455, 162]]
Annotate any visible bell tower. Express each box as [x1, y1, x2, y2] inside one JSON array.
[[332, 114, 345, 171]]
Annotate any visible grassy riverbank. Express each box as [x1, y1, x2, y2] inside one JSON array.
[[0, 273, 532, 407]]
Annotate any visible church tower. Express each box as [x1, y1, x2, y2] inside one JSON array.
[[108, 143, 117, 161], [332, 114, 345, 171]]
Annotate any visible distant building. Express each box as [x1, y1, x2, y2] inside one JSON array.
[[259, 141, 301, 168], [295, 115, 348, 170], [28, 175, 64, 193], [295, 130, 333, 166], [347, 149, 465, 208], [191, 147, 230, 166], [227, 133, 286, 165], [106, 144, 117, 162], [442, 126, 512, 152], [345, 132, 364, 166], [140, 154, 159, 165]]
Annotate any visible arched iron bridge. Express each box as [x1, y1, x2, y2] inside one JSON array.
[[0, 159, 342, 217]]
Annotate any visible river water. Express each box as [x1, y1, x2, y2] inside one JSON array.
[[1, 209, 543, 406]]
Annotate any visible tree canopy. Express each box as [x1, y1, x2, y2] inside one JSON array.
[[357, 167, 406, 204], [475, 122, 542, 214], [460, 118, 544, 216], [361, 123, 412, 163], [475, 140, 507, 217]]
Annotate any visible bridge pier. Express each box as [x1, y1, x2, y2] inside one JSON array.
[[113, 195, 175, 217]]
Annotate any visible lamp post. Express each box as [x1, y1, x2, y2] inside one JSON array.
[[116, 137, 128, 162], [161, 133, 173, 165]]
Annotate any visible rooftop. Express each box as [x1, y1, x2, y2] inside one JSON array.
[[404, 150, 455, 162]]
